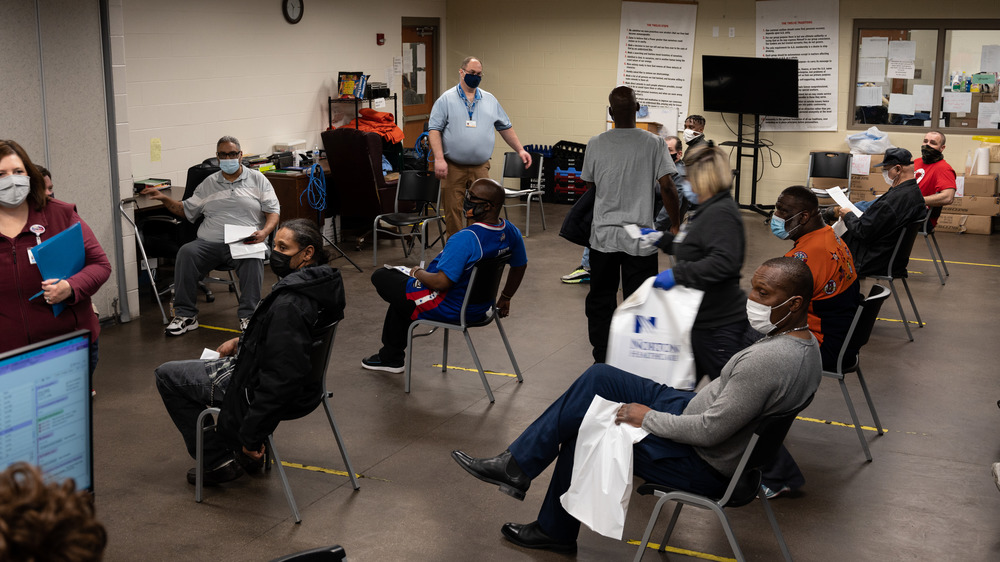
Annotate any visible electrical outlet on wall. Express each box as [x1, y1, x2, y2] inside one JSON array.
[[729, 27, 735, 38]]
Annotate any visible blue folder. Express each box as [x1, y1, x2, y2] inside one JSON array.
[[31, 222, 85, 317]]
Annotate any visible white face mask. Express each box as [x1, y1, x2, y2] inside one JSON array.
[[746, 296, 794, 335], [882, 169, 894, 186], [682, 128, 701, 143], [0, 174, 31, 208]]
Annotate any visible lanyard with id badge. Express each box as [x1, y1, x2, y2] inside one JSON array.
[[26, 224, 45, 265], [458, 84, 477, 128]]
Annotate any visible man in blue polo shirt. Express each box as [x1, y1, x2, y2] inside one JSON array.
[[428, 56, 532, 237], [363, 179, 528, 373]]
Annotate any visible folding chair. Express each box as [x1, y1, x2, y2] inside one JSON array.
[[500, 151, 546, 236], [372, 170, 445, 266], [806, 151, 852, 209], [921, 209, 949, 285], [404, 254, 522, 403], [632, 395, 814, 562], [866, 220, 924, 341], [822, 284, 891, 462], [195, 320, 359, 523]]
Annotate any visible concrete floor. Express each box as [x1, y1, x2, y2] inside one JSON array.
[[94, 202, 1000, 561]]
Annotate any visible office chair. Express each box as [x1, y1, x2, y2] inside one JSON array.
[[372, 170, 445, 266], [500, 151, 546, 236], [632, 395, 814, 562]]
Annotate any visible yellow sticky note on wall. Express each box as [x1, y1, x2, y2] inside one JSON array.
[[150, 138, 161, 162]]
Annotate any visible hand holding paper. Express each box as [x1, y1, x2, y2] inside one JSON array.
[[224, 224, 267, 260], [825, 187, 863, 217]]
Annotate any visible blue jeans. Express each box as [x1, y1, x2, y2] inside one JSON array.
[[155, 358, 235, 467]]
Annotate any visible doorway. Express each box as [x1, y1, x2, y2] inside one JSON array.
[[401, 23, 437, 150]]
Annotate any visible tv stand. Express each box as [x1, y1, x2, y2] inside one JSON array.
[[719, 113, 773, 217]]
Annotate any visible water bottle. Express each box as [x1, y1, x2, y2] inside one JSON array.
[[313, 146, 321, 162]]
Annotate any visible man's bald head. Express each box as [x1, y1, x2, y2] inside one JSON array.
[[609, 86, 637, 116], [778, 186, 818, 214], [760, 256, 813, 306], [470, 178, 504, 207]]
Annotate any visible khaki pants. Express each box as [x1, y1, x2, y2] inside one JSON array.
[[441, 159, 491, 236]]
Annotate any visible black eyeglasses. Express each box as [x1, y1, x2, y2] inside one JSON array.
[[465, 192, 490, 204], [462, 69, 484, 77], [217, 151, 241, 159]]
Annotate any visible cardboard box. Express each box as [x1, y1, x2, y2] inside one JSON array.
[[809, 177, 848, 191], [936, 213, 996, 235], [849, 190, 878, 203], [850, 174, 886, 191], [962, 174, 998, 197], [942, 196, 1000, 216]]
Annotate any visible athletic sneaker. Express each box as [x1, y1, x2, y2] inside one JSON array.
[[561, 267, 591, 284], [761, 483, 792, 499], [361, 354, 405, 373], [165, 315, 199, 336], [239, 317, 250, 332]]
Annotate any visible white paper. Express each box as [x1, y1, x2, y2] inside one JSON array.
[[402, 54, 413, 74], [955, 176, 965, 197], [416, 70, 427, 95], [392, 56, 403, 75], [913, 84, 934, 111], [229, 243, 266, 260], [982, 45, 1000, 74], [856, 85, 883, 107], [384, 264, 412, 276], [978, 102, 1000, 128], [851, 154, 871, 175], [858, 57, 886, 83], [560, 396, 649, 540], [888, 40, 916, 61], [200, 348, 220, 360], [886, 59, 915, 80], [827, 187, 862, 217], [888, 93, 915, 116], [373, 97, 386, 110], [623, 224, 643, 238], [832, 218, 847, 238], [416, 44, 426, 67], [942, 91, 972, 113], [224, 224, 255, 244], [860, 37, 888, 58]]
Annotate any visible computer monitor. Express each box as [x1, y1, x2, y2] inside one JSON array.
[[0, 330, 93, 492]]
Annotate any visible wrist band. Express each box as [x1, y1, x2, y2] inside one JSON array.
[[411, 267, 422, 278], [500, 292, 513, 300]]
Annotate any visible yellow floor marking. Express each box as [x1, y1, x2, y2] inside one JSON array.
[[624, 540, 735, 562], [279, 461, 390, 482], [200, 324, 241, 333], [795, 415, 929, 436], [910, 257, 1000, 269], [431, 364, 518, 378], [875, 317, 923, 325]]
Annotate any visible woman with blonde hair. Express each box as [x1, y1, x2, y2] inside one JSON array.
[[651, 142, 748, 382]]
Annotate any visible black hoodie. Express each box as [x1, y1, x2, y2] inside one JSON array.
[[218, 264, 346, 451]]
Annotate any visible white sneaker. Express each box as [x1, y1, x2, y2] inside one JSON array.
[[239, 317, 250, 332], [561, 267, 591, 283], [165, 315, 199, 336]]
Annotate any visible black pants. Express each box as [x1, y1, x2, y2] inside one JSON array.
[[372, 268, 416, 364], [691, 318, 751, 382], [585, 249, 658, 363]]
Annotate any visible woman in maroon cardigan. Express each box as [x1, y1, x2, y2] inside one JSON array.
[[0, 140, 111, 374]]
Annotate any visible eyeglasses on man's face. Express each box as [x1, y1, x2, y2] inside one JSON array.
[[217, 151, 241, 159]]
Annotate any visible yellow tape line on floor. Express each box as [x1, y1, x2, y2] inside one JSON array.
[[431, 364, 519, 378], [199, 324, 241, 333], [624, 540, 735, 562], [909, 257, 1000, 269], [795, 415, 929, 436], [875, 317, 923, 325], [279, 461, 390, 483]]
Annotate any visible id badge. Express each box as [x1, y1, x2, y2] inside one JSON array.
[[466, 120, 477, 128], [27, 247, 37, 265]]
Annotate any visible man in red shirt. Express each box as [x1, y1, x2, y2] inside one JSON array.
[[914, 130, 956, 227]]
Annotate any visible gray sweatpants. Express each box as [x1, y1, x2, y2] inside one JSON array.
[[173, 238, 263, 320]]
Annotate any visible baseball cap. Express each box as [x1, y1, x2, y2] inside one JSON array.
[[874, 147, 913, 168]]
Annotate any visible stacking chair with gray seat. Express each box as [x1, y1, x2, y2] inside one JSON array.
[[372, 170, 445, 266], [864, 219, 924, 341], [404, 254, 522, 403], [500, 151, 546, 236], [921, 208, 949, 285], [822, 284, 891, 462], [632, 395, 814, 562], [195, 320, 359, 523]]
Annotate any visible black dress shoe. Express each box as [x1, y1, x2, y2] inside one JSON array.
[[451, 450, 530, 500], [186, 458, 245, 486], [233, 447, 265, 475], [501, 521, 577, 553]]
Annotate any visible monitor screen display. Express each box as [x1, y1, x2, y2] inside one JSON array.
[[702, 55, 799, 118], [0, 330, 92, 491]]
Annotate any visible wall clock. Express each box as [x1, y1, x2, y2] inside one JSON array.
[[283, 0, 303, 24]]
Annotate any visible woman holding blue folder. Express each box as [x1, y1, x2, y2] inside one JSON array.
[[0, 140, 111, 374]]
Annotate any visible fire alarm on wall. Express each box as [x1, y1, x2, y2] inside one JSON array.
[[377, 33, 385, 46]]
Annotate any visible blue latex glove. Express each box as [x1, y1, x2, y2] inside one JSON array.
[[639, 227, 658, 236], [653, 269, 676, 290]]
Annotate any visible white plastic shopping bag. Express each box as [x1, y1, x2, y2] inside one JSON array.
[[606, 277, 703, 390], [560, 396, 649, 539]]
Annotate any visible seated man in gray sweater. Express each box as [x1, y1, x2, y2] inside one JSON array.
[[452, 256, 822, 553]]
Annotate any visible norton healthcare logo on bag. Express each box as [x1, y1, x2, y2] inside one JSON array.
[[630, 315, 680, 360]]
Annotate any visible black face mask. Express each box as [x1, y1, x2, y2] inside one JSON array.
[[270, 248, 302, 278], [921, 145, 944, 164], [463, 195, 489, 220], [670, 152, 680, 163]]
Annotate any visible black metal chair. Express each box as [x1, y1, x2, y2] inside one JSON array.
[[921, 208, 949, 285], [501, 151, 546, 236], [195, 320, 359, 523], [372, 170, 445, 266], [822, 284, 891, 462], [269, 545, 346, 562], [404, 254, 522, 403], [806, 151, 853, 208], [865, 220, 924, 341], [632, 395, 814, 562]]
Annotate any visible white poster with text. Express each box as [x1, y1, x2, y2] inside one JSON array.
[[617, 1, 697, 132], [756, 0, 839, 131]]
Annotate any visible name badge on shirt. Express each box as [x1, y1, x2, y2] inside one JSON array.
[[27, 247, 37, 265], [466, 120, 477, 128]]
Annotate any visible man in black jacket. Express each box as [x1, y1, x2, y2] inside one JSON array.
[[155, 219, 346, 485], [838, 148, 927, 275]]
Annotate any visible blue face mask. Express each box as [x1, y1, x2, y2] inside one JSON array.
[[219, 158, 241, 175], [770, 211, 803, 240], [463, 72, 482, 89]]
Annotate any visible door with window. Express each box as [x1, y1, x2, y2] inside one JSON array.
[[401, 26, 436, 149]]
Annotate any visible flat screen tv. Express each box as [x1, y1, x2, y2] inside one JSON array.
[[0, 330, 93, 491], [702, 55, 799, 118]]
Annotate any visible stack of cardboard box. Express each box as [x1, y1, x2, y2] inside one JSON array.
[[846, 153, 887, 203], [937, 173, 999, 235]]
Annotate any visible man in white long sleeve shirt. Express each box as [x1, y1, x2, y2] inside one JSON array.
[[451, 256, 822, 553]]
